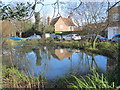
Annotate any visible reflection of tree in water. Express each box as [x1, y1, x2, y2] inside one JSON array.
[[13, 47, 32, 71], [47, 45, 57, 60], [32, 49, 42, 66], [76, 51, 99, 72], [90, 54, 98, 70], [2, 39, 19, 67]]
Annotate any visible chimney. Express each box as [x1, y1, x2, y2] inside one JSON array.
[[68, 16, 71, 19], [68, 12, 73, 19], [47, 16, 50, 26]]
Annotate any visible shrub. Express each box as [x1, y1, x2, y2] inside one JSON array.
[[96, 42, 111, 49]]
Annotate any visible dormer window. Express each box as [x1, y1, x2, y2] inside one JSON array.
[[113, 13, 119, 21]]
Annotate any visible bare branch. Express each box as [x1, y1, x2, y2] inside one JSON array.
[[107, 1, 120, 11], [73, 0, 82, 10]]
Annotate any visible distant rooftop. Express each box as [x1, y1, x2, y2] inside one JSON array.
[[50, 16, 75, 26]]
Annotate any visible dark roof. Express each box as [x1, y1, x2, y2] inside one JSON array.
[[50, 16, 75, 26], [50, 16, 61, 26]]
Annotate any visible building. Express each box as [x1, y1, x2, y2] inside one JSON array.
[[107, 5, 120, 39], [50, 16, 75, 33]]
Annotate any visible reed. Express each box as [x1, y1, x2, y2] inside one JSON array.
[[68, 70, 115, 89], [3, 65, 44, 88]]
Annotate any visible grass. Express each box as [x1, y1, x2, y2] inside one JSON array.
[[68, 70, 115, 89], [2, 65, 45, 88], [2, 38, 119, 88], [15, 38, 119, 59], [45, 70, 116, 89], [3, 65, 118, 89]]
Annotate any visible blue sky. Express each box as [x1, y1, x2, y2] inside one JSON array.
[[1, 0, 119, 23], [1, 0, 119, 2]]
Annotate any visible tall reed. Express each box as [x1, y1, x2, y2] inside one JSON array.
[[68, 70, 115, 89], [3, 66, 44, 88]]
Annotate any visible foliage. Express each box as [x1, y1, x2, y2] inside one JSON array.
[[1, 2, 35, 20], [43, 25, 54, 33], [96, 42, 112, 49], [22, 21, 34, 32], [22, 29, 42, 38], [68, 70, 115, 89], [11, 20, 34, 35], [3, 65, 45, 88]]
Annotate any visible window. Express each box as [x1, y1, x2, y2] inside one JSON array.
[[115, 35, 120, 38], [75, 35, 79, 36], [60, 25, 63, 29], [113, 13, 119, 21], [69, 26, 72, 31]]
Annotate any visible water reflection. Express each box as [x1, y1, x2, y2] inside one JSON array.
[[3, 45, 108, 80]]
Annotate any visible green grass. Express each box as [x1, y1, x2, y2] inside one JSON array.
[[3, 65, 45, 88], [3, 65, 119, 89], [68, 70, 115, 89], [16, 38, 118, 59]]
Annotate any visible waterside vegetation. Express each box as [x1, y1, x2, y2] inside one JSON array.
[[2, 38, 120, 89], [21, 38, 119, 59]]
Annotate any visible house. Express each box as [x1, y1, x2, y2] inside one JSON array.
[[50, 16, 75, 33], [107, 5, 120, 39]]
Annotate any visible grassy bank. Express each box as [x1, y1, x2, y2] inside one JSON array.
[[2, 38, 119, 88], [3, 65, 45, 88], [3, 65, 118, 89], [22, 38, 119, 59]]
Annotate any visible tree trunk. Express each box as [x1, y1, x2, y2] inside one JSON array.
[[92, 34, 98, 48], [19, 32, 22, 37]]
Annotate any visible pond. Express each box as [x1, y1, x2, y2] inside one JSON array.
[[3, 44, 111, 81]]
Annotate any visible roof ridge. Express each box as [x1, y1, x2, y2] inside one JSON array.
[[61, 17, 75, 26]]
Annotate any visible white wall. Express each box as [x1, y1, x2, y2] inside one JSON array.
[[108, 27, 120, 39]]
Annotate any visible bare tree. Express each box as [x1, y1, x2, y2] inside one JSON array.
[[64, 1, 109, 48]]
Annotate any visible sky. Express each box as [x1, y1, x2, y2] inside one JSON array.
[[1, 0, 120, 2], [1, 0, 119, 24]]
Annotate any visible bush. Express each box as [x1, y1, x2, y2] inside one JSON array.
[[96, 42, 111, 49]]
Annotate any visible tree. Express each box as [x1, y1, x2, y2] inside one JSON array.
[[34, 12, 40, 31], [11, 20, 34, 37], [64, 2, 109, 48]]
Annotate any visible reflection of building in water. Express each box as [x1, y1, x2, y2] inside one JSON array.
[[54, 49, 72, 60]]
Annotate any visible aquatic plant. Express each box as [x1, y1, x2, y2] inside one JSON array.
[[68, 70, 115, 89], [3, 66, 45, 88]]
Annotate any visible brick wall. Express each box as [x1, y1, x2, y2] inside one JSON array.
[[109, 6, 120, 27]]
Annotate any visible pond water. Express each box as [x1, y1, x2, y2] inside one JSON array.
[[3, 45, 109, 81]]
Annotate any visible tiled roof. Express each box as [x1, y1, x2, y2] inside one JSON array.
[[62, 18, 75, 26], [50, 16, 75, 26], [50, 16, 61, 26]]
